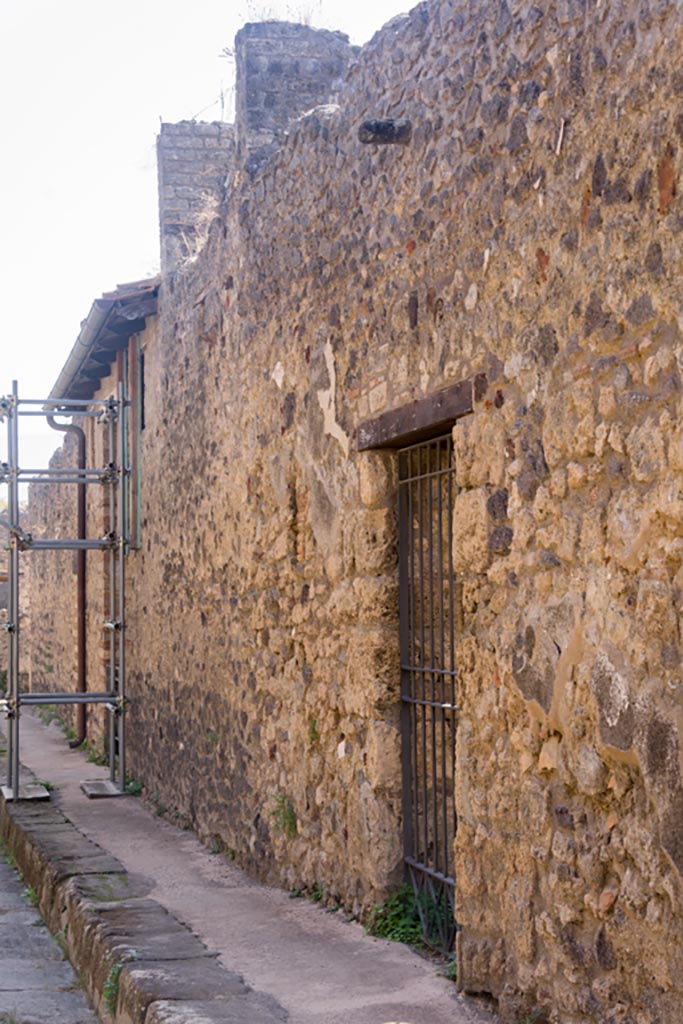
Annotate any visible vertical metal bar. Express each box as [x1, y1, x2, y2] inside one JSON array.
[[428, 442, 438, 874], [5, 389, 14, 794], [448, 438, 457, 842], [408, 448, 418, 861], [107, 404, 117, 785], [8, 382, 20, 798], [117, 382, 127, 793], [398, 452, 413, 868], [417, 446, 428, 867], [437, 439, 449, 880]]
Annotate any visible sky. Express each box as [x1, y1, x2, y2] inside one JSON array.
[[0, 0, 408, 475]]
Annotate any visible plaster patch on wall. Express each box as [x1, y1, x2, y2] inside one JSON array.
[[464, 282, 478, 311], [272, 361, 285, 388], [316, 340, 350, 457]]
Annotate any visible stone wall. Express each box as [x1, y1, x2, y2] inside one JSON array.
[[30, 2, 683, 1021], [26, 435, 80, 724], [235, 21, 357, 171], [158, 121, 235, 273], [158, 24, 356, 275]]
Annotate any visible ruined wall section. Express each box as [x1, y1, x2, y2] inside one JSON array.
[[130, 2, 683, 1022], [157, 121, 235, 275], [235, 21, 357, 172]]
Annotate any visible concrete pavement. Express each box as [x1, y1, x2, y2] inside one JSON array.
[[1, 712, 495, 1024]]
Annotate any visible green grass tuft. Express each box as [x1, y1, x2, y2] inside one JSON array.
[[366, 884, 424, 946]]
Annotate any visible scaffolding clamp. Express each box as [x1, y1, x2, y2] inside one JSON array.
[[1, 696, 17, 719], [99, 396, 120, 425], [106, 694, 128, 716], [101, 462, 119, 485], [15, 528, 34, 551], [103, 620, 123, 632], [0, 462, 9, 482], [1, 621, 16, 634], [102, 532, 119, 551]]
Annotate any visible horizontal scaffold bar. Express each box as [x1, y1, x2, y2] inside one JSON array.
[[17, 467, 117, 477], [18, 537, 123, 551], [17, 476, 119, 486], [14, 409, 117, 418], [15, 398, 118, 409], [2, 693, 121, 706]]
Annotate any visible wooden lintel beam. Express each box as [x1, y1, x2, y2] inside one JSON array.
[[356, 377, 474, 450]]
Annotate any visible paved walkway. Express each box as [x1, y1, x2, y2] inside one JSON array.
[[5, 712, 494, 1024], [0, 850, 98, 1023]]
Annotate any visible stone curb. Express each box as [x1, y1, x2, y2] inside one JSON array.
[[0, 792, 287, 1024]]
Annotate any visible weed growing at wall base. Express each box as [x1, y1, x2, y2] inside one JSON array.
[[366, 884, 424, 946], [22, 884, 38, 908], [125, 776, 143, 796]]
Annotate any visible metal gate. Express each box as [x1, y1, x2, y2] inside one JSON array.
[[398, 434, 457, 954]]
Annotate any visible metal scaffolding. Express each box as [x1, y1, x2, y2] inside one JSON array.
[[0, 380, 129, 800]]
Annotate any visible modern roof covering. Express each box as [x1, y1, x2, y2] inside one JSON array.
[[49, 277, 160, 402]]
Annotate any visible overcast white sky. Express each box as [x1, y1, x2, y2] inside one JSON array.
[[0, 0, 407, 473]]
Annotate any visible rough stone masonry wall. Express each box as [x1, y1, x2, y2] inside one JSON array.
[[132, 2, 683, 1021], [158, 121, 235, 274], [235, 21, 358, 171], [29, 2, 683, 1022], [26, 436, 79, 725]]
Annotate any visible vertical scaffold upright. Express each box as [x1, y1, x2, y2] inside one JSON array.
[[0, 380, 129, 800]]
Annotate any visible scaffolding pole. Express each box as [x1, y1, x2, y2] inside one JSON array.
[[0, 380, 130, 801]]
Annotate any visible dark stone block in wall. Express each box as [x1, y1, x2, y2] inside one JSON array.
[[489, 525, 513, 555], [512, 655, 554, 713], [646, 715, 679, 783], [507, 114, 528, 153], [584, 291, 611, 336], [592, 152, 608, 197], [519, 79, 541, 107], [486, 489, 509, 522], [661, 788, 683, 877], [481, 92, 510, 125], [626, 293, 654, 326], [595, 926, 617, 971], [603, 177, 632, 204], [634, 167, 652, 206], [516, 442, 549, 501], [358, 118, 413, 145], [561, 229, 579, 252], [644, 241, 664, 274]]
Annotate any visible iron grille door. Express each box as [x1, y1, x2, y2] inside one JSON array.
[[398, 435, 457, 954]]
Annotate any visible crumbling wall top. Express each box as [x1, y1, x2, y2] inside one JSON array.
[[234, 21, 358, 173]]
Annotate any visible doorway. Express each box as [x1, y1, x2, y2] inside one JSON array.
[[398, 434, 457, 954]]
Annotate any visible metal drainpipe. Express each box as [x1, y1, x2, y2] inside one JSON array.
[[47, 416, 87, 747]]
